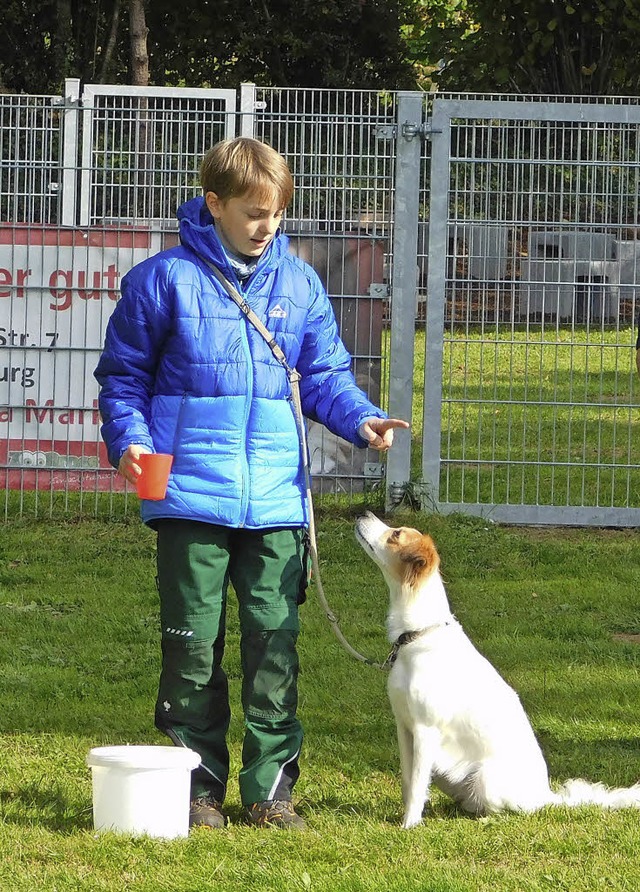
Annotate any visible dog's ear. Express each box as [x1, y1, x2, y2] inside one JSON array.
[[399, 535, 439, 587]]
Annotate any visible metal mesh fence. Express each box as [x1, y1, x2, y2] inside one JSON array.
[[3, 84, 640, 523], [251, 87, 397, 495], [0, 84, 398, 515], [79, 86, 236, 226], [423, 99, 640, 524], [0, 93, 61, 224]]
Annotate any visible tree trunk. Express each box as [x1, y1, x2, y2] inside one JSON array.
[[129, 0, 152, 218], [99, 0, 122, 83], [53, 0, 73, 87], [129, 0, 149, 86]]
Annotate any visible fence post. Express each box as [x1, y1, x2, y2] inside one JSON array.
[[385, 92, 423, 511], [420, 99, 448, 511], [239, 83, 257, 137], [61, 78, 81, 226]]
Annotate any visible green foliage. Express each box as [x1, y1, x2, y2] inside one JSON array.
[[408, 0, 640, 95], [6, 0, 640, 96], [147, 0, 418, 89], [0, 0, 118, 93], [0, 0, 418, 94], [1, 513, 640, 889]]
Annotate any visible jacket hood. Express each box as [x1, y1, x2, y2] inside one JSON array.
[[176, 195, 289, 274]]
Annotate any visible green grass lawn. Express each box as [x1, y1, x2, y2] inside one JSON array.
[[1, 508, 640, 890], [404, 325, 640, 508]]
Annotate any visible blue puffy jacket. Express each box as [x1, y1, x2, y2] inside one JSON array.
[[94, 196, 386, 529]]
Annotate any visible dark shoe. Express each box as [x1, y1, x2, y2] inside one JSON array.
[[244, 799, 305, 830], [189, 795, 226, 829]]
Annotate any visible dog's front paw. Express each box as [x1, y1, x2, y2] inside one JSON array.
[[401, 811, 424, 830]]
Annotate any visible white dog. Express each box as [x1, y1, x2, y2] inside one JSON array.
[[355, 511, 640, 828]]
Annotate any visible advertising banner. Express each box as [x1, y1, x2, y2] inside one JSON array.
[[0, 225, 158, 489]]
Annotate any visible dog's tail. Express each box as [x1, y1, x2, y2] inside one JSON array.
[[554, 778, 640, 809]]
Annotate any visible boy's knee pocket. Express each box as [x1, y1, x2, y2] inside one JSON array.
[[239, 600, 300, 636], [241, 628, 300, 718], [160, 635, 218, 683]]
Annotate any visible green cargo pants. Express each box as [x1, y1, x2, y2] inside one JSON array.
[[153, 519, 307, 806]]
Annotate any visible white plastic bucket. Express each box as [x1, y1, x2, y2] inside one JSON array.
[[86, 745, 201, 839]]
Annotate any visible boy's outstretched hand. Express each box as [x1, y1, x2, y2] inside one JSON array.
[[358, 417, 410, 452]]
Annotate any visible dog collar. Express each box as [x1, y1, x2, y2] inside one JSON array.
[[383, 623, 451, 670]]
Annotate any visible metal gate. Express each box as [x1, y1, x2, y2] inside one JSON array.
[[405, 96, 640, 526]]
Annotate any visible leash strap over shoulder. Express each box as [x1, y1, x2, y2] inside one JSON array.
[[202, 258, 385, 669], [203, 261, 298, 379]]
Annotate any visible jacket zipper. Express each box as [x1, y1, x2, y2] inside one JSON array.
[[236, 282, 252, 527], [172, 393, 188, 457]]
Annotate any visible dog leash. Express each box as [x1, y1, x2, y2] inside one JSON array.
[[202, 258, 386, 669]]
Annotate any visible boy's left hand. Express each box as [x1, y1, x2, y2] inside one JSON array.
[[359, 417, 410, 452]]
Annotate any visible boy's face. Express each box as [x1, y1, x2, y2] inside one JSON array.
[[205, 190, 284, 258]]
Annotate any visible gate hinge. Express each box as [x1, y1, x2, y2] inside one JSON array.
[[52, 96, 82, 108], [374, 119, 440, 141], [401, 118, 440, 141]]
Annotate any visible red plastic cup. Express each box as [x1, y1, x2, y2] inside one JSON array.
[[136, 453, 173, 500]]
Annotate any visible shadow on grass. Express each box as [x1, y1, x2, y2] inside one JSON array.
[[297, 794, 479, 826], [297, 793, 405, 824], [539, 733, 640, 783], [0, 783, 92, 833]]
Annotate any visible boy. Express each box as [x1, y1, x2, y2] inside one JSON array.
[[94, 137, 408, 830]]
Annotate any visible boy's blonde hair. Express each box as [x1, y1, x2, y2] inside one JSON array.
[[200, 137, 294, 208]]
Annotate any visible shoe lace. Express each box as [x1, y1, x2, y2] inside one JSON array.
[[193, 795, 221, 809], [270, 800, 294, 813]]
